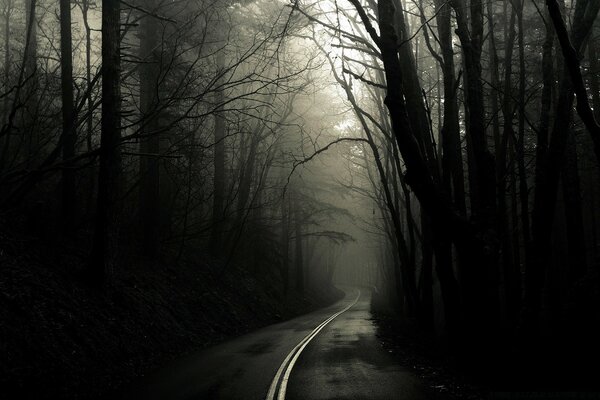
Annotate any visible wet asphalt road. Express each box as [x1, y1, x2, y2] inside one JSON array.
[[125, 288, 428, 400]]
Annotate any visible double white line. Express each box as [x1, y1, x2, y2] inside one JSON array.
[[265, 290, 361, 400]]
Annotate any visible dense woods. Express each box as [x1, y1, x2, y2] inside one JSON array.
[[2, 0, 600, 397]]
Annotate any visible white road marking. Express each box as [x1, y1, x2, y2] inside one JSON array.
[[265, 290, 361, 400]]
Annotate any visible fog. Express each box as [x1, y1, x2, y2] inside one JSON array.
[[2, 0, 600, 397]]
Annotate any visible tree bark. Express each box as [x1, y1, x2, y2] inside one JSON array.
[[209, 50, 226, 257], [90, 0, 121, 284], [499, 6, 520, 323], [23, 0, 38, 164], [516, 2, 531, 276], [590, 34, 600, 121], [435, 0, 466, 214], [562, 130, 587, 281], [294, 195, 304, 294], [391, 0, 439, 179], [2, 0, 12, 126], [139, 3, 161, 262], [60, 0, 76, 231], [280, 194, 290, 297], [450, 0, 497, 219], [418, 213, 434, 331]]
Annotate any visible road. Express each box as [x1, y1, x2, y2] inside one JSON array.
[[125, 288, 429, 400]]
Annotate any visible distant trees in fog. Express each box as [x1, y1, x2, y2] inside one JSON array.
[[0, 0, 353, 299]]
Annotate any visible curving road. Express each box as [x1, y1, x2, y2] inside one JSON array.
[[125, 288, 429, 400]]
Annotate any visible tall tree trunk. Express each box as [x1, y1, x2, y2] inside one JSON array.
[[528, 77, 573, 334], [230, 126, 262, 248], [2, 0, 12, 125], [562, 131, 587, 281], [209, 50, 226, 257], [532, 8, 554, 258], [392, 0, 439, 179], [509, 137, 522, 286], [418, 214, 434, 331], [432, 227, 459, 341], [81, 0, 93, 152], [516, 1, 531, 274], [24, 0, 36, 78], [590, 34, 600, 120], [60, 0, 76, 231], [499, 5, 521, 324], [436, 0, 466, 214], [81, 0, 96, 216], [388, 147, 418, 316], [90, 0, 121, 284], [23, 0, 37, 165], [280, 194, 290, 297], [488, 0, 517, 324], [139, 4, 161, 263], [294, 195, 304, 294], [450, 0, 496, 219], [0, 1, 11, 171]]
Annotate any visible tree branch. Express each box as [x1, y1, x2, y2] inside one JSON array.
[[546, 0, 600, 166]]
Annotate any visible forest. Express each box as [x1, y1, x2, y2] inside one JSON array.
[[1, 0, 600, 398]]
